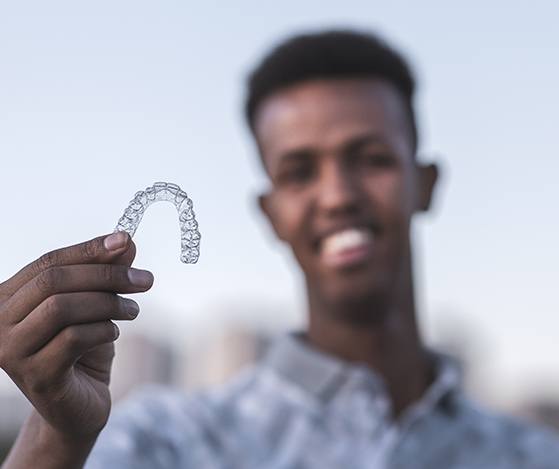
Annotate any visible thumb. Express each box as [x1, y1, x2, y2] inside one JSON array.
[[111, 237, 137, 267]]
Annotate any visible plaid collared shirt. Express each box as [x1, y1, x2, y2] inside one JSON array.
[[86, 333, 559, 468]]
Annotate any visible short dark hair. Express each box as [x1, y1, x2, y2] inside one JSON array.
[[245, 29, 418, 152]]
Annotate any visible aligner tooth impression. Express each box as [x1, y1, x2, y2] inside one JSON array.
[[114, 182, 201, 264]]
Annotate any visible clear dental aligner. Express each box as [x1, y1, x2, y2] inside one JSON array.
[[114, 182, 200, 264]]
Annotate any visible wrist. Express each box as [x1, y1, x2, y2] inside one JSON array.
[[3, 411, 99, 469], [35, 411, 99, 461]]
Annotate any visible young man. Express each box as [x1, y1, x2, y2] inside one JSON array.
[[2, 30, 558, 469]]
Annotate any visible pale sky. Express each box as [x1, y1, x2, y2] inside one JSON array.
[[1, 0, 558, 402]]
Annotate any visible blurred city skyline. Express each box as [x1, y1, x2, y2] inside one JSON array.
[[1, 0, 558, 405]]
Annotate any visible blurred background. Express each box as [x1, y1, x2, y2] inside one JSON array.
[[1, 0, 558, 460]]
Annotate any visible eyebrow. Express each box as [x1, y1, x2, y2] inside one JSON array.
[[340, 133, 387, 154], [272, 133, 388, 170], [273, 148, 316, 170]]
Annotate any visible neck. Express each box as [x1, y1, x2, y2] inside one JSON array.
[[305, 252, 432, 416]]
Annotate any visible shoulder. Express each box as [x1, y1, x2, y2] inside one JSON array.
[[452, 395, 559, 467]]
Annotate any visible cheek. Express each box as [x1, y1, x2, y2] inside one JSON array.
[[365, 172, 412, 226], [271, 192, 310, 244]]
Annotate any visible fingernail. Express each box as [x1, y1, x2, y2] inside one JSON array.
[[113, 323, 120, 339], [127, 268, 154, 288], [104, 232, 128, 251], [121, 297, 140, 318]]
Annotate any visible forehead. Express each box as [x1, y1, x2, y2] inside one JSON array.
[[254, 78, 413, 165]]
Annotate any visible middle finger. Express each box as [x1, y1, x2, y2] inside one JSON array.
[[11, 292, 140, 357], [3, 264, 153, 324]]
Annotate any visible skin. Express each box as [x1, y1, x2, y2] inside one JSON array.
[[1, 77, 439, 469], [256, 78, 439, 415], [0, 232, 154, 468]]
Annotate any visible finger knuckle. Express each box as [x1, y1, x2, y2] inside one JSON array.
[[36, 268, 62, 294], [81, 240, 99, 262], [37, 250, 59, 273], [61, 326, 81, 352], [42, 295, 67, 324], [100, 264, 115, 284]]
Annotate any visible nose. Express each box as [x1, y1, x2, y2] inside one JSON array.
[[316, 160, 360, 216]]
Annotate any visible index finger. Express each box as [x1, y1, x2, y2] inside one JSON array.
[[1, 232, 133, 298]]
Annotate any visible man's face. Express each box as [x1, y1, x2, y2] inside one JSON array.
[[255, 78, 437, 313]]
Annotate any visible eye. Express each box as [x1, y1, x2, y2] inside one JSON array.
[[277, 164, 314, 185], [357, 152, 396, 168]]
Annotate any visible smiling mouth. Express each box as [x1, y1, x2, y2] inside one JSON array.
[[319, 227, 375, 269]]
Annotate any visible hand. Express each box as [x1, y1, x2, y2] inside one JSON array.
[[0, 232, 154, 441]]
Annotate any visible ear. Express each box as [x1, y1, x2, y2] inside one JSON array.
[[257, 192, 287, 242], [415, 163, 440, 212]]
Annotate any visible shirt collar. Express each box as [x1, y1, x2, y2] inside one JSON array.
[[263, 332, 349, 401], [263, 332, 462, 413]]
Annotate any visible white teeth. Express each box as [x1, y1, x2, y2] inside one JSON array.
[[321, 228, 373, 255]]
